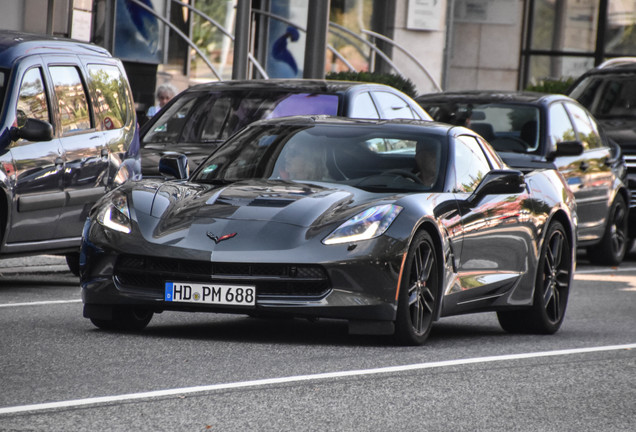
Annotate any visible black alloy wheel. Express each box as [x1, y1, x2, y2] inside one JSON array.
[[498, 220, 571, 334], [587, 195, 628, 266], [394, 230, 439, 345]]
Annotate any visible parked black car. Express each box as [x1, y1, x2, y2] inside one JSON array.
[[81, 116, 577, 345], [139, 79, 432, 176], [417, 91, 630, 265], [568, 58, 636, 241], [0, 31, 139, 274]]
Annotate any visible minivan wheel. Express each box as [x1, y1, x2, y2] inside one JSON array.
[[587, 195, 628, 266]]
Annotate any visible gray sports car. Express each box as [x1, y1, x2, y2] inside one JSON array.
[[81, 116, 577, 345]]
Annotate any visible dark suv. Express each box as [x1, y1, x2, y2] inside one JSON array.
[[417, 91, 630, 265], [568, 59, 636, 243], [0, 31, 140, 273]]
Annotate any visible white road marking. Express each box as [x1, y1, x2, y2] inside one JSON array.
[[574, 273, 636, 291], [0, 299, 81, 308], [1, 343, 634, 415]]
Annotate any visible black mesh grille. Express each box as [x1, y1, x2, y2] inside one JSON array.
[[114, 254, 330, 298]]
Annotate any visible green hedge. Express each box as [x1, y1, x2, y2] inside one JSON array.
[[524, 77, 575, 94], [325, 71, 418, 98]]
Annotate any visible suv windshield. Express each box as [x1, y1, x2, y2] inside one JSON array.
[[569, 74, 636, 119], [143, 90, 340, 144], [423, 102, 541, 154], [192, 123, 445, 193]]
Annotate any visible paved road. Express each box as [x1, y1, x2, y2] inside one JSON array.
[[0, 252, 635, 431]]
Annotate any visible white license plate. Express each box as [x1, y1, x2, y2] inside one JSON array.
[[165, 282, 255, 306]]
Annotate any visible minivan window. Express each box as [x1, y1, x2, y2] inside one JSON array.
[[17, 67, 50, 123], [0, 69, 8, 117], [87, 64, 130, 130], [49, 66, 91, 134]]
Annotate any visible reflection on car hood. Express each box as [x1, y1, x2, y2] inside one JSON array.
[[131, 179, 384, 231]]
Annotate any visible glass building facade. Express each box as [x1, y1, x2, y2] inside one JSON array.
[[522, 0, 636, 86]]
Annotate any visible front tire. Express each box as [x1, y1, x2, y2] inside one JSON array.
[[498, 221, 571, 334], [90, 306, 153, 331], [65, 252, 80, 277], [394, 231, 439, 346], [587, 195, 628, 266]]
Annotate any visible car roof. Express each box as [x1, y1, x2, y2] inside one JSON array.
[[0, 30, 110, 68], [183, 78, 410, 95], [579, 63, 636, 76], [416, 90, 572, 106]]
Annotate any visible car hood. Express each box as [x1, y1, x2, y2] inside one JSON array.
[[130, 179, 388, 232]]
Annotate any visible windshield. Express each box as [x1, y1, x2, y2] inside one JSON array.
[[192, 122, 446, 193], [569, 74, 636, 119], [0, 69, 8, 119], [143, 90, 340, 144], [423, 101, 541, 154]]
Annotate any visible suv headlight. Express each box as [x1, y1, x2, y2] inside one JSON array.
[[96, 190, 132, 234], [323, 204, 402, 245]]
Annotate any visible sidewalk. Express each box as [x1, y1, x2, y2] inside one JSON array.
[[0, 255, 70, 275]]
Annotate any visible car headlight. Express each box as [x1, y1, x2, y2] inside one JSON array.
[[96, 191, 132, 234], [322, 204, 402, 245]]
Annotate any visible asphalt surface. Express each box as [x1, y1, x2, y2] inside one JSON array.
[[0, 251, 634, 431]]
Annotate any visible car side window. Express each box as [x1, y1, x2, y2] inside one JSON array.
[[49, 65, 91, 135], [350, 92, 380, 119], [564, 102, 603, 150], [87, 64, 131, 130], [548, 103, 577, 149], [453, 135, 491, 193], [17, 67, 50, 123], [373, 91, 416, 119]]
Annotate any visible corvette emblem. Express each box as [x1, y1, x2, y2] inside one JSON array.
[[207, 232, 237, 244]]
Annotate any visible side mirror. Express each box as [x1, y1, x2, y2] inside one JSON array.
[[159, 152, 189, 179], [10, 117, 54, 142], [467, 169, 526, 205], [547, 140, 584, 161]]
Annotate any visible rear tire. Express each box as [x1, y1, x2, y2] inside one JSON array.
[[498, 221, 571, 334], [394, 231, 439, 346], [587, 195, 628, 266], [90, 306, 153, 331]]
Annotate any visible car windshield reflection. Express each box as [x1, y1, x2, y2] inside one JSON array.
[[143, 90, 340, 145], [193, 123, 445, 193]]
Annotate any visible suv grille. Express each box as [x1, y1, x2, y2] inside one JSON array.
[[113, 254, 330, 299]]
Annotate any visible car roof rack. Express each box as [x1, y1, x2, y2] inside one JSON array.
[[597, 57, 636, 69]]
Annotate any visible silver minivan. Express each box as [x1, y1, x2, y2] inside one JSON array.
[[0, 31, 140, 274]]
